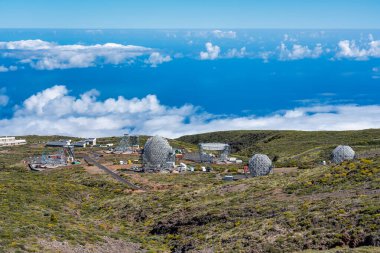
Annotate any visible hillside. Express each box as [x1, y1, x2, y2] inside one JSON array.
[[177, 129, 380, 165], [0, 130, 379, 252]]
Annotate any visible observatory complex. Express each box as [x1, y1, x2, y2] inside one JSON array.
[[332, 145, 355, 163], [46, 138, 96, 148], [23, 131, 363, 180]]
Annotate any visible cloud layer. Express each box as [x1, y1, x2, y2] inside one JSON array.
[[0, 39, 167, 70], [1, 85, 380, 138], [2, 36, 380, 70]]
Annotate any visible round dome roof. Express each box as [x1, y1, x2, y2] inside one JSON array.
[[332, 145, 355, 163], [249, 154, 272, 177], [143, 136, 173, 168]]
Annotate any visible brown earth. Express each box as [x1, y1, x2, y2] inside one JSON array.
[[39, 237, 145, 253]]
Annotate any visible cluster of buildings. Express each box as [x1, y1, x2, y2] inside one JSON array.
[[141, 136, 243, 172], [4, 132, 358, 179], [46, 138, 96, 148], [0, 136, 99, 148], [0, 136, 27, 147], [141, 135, 358, 178]]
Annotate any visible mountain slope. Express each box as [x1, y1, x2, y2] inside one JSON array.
[[177, 129, 380, 164]]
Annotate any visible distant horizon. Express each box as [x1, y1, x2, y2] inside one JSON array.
[[4, 128, 380, 140], [2, 28, 380, 30]]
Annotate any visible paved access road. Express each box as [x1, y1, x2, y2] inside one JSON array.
[[84, 155, 141, 190]]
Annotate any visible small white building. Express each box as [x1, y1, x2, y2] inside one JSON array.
[[100, 143, 113, 148], [85, 138, 96, 146], [0, 136, 27, 147], [228, 157, 237, 162], [72, 141, 87, 148], [46, 140, 71, 147], [71, 138, 96, 148]]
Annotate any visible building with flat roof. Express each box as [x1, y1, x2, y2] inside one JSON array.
[[85, 138, 96, 146], [72, 138, 96, 148], [46, 140, 71, 147], [72, 141, 87, 148], [0, 136, 27, 147]]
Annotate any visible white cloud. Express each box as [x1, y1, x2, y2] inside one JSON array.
[[226, 47, 247, 58], [0, 39, 154, 70], [212, 30, 237, 39], [336, 40, 380, 60], [144, 52, 172, 67], [0, 88, 9, 106], [279, 43, 323, 60], [200, 42, 220, 60], [0, 39, 52, 50], [0, 65, 17, 72], [1, 85, 380, 138], [0, 85, 194, 137]]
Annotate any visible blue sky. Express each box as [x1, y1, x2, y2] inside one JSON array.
[[0, 0, 380, 29]]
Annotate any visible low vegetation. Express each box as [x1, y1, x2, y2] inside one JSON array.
[[0, 130, 379, 252], [177, 129, 380, 165]]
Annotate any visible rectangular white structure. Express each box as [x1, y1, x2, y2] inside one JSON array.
[[72, 141, 87, 148], [46, 140, 71, 147], [85, 138, 96, 146], [0, 136, 27, 147]]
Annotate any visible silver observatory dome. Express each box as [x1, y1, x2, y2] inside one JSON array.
[[249, 154, 273, 177], [331, 145, 355, 163], [143, 136, 174, 169]]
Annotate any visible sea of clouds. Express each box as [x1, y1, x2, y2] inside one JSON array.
[[1, 30, 380, 137], [0, 85, 379, 138]]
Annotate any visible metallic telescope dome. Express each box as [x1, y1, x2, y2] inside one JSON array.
[[143, 135, 174, 169], [249, 154, 272, 177], [331, 145, 355, 164]]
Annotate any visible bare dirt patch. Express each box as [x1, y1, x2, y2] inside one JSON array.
[[126, 174, 176, 191], [0, 149, 11, 154], [107, 164, 138, 171], [83, 164, 105, 175], [39, 237, 145, 253], [217, 183, 249, 194], [273, 167, 298, 174]]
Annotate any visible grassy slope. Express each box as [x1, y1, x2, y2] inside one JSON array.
[[177, 129, 380, 164], [0, 159, 378, 252], [0, 130, 379, 252]]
